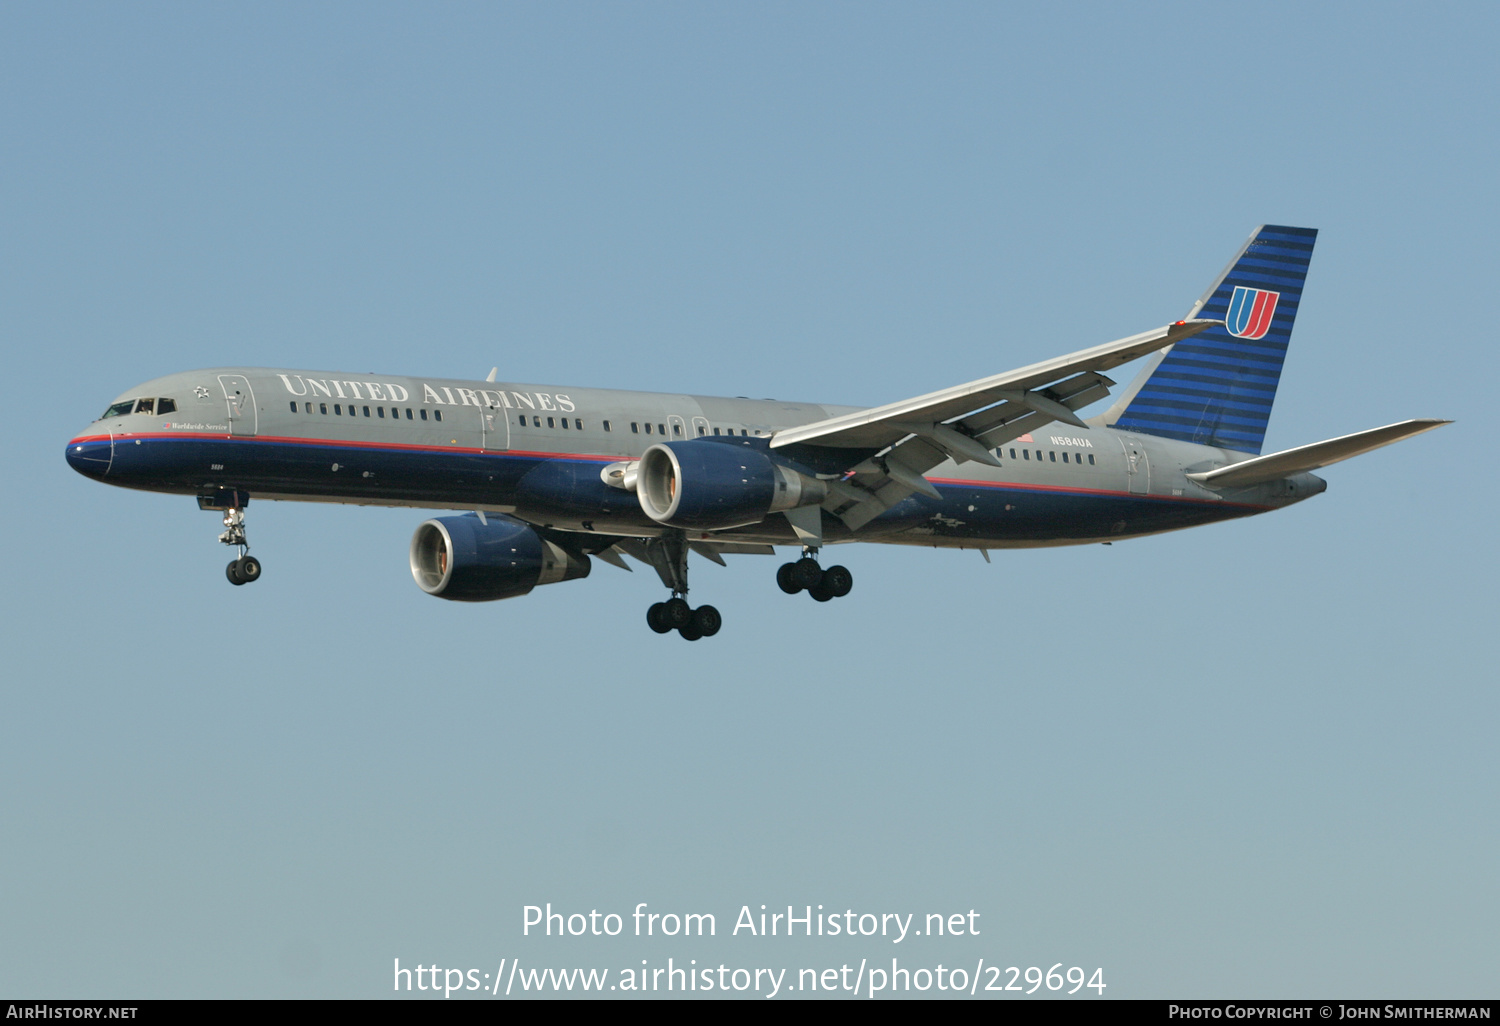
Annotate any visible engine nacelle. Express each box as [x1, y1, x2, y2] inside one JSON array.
[[636, 440, 827, 530], [409, 514, 590, 602]]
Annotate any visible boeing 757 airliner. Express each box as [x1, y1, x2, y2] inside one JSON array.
[[66, 226, 1447, 639]]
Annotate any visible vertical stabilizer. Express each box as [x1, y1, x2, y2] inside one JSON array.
[[1104, 225, 1317, 454]]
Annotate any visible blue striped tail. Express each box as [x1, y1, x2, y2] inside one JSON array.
[[1111, 225, 1317, 454]]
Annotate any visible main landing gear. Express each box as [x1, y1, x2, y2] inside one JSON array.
[[646, 597, 722, 641], [214, 503, 262, 586], [639, 530, 721, 641], [777, 549, 853, 602]]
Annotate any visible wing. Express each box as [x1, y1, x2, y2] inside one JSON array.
[[772, 318, 1219, 529]]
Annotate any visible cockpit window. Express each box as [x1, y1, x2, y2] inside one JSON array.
[[101, 397, 177, 420]]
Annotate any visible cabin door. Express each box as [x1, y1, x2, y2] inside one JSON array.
[[1121, 437, 1150, 495], [481, 395, 510, 451], [217, 375, 258, 436]]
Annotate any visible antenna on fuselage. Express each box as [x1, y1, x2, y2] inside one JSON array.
[[486, 368, 498, 383]]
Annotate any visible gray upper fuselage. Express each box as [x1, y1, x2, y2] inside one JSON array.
[[67, 366, 1326, 548]]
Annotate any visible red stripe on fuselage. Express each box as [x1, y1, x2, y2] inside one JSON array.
[[75, 432, 1273, 513], [74, 430, 620, 462], [927, 474, 1272, 510]]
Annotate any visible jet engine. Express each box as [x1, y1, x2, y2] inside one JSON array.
[[636, 440, 827, 530], [409, 513, 590, 602]]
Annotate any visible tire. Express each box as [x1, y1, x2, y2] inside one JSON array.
[[226, 559, 245, 585], [692, 604, 722, 637], [776, 562, 801, 595], [647, 602, 673, 634], [663, 597, 693, 629], [822, 564, 853, 598], [791, 557, 823, 590], [678, 624, 703, 641], [808, 580, 834, 602], [238, 555, 262, 582]]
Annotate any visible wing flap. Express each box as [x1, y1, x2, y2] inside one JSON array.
[[1186, 419, 1451, 488]]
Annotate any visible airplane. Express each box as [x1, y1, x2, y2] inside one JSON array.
[[65, 225, 1448, 640]]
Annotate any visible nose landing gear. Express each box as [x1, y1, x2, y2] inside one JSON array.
[[200, 491, 263, 586], [777, 548, 852, 602]]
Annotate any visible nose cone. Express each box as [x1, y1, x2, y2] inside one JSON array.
[[66, 435, 112, 478]]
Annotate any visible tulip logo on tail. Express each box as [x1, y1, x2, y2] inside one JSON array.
[[1225, 286, 1280, 339]]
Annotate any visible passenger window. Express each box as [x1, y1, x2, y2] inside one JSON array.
[[575, 419, 582, 430], [434, 410, 442, 422], [391, 407, 399, 418], [533, 416, 541, 427], [659, 424, 666, 435], [547, 416, 555, 428], [644, 423, 652, 434], [306, 402, 315, 413], [320, 403, 328, 415], [420, 409, 427, 421], [1035, 450, 1042, 460], [1009, 448, 1017, 459], [673, 423, 683, 436], [713, 428, 720, 435], [603, 420, 611, 432], [1023, 450, 1030, 460], [378, 407, 385, 418], [741, 429, 748, 436], [1061, 452, 1068, 463], [157, 398, 176, 415], [289, 401, 298, 413], [1048, 451, 1054, 462], [631, 423, 639, 433], [363, 406, 371, 417], [698, 425, 706, 436], [1088, 454, 1095, 465]]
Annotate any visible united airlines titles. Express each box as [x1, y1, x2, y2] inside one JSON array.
[[277, 374, 575, 412]]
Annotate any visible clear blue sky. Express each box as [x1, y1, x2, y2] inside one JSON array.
[[3, 1, 1494, 998]]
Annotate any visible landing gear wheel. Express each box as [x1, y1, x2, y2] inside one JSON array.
[[776, 562, 801, 595], [662, 597, 693, 629], [647, 602, 673, 634], [226, 559, 245, 585], [822, 564, 852, 598], [790, 557, 823, 591], [691, 604, 722, 637], [678, 623, 703, 641], [807, 580, 835, 602], [238, 555, 262, 583]]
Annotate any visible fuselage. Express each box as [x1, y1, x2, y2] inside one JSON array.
[[65, 367, 1325, 548]]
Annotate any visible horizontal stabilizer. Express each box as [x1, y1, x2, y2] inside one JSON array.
[[1186, 419, 1450, 488]]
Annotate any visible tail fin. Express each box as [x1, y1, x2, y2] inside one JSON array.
[[1105, 225, 1317, 454]]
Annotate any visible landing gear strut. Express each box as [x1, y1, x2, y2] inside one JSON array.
[[640, 530, 721, 641], [777, 547, 852, 602], [202, 493, 262, 586]]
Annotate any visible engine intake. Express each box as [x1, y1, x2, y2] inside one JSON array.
[[410, 514, 590, 602], [637, 440, 827, 530]]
